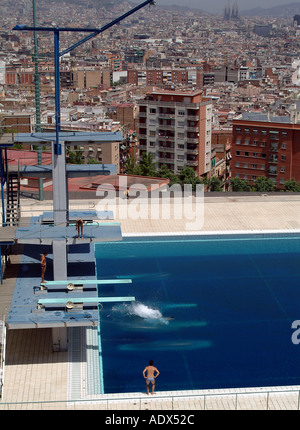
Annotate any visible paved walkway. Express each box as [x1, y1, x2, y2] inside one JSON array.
[[1, 194, 300, 410]]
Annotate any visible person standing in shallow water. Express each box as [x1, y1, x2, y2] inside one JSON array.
[[143, 360, 160, 395]]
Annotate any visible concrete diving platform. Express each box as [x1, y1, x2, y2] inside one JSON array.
[[15, 222, 122, 245]]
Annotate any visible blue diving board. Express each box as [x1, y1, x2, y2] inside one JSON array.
[[38, 296, 135, 305], [41, 279, 132, 286]]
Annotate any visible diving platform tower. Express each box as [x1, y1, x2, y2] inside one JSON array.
[[6, 0, 156, 351]]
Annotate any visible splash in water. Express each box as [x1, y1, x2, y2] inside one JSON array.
[[131, 303, 163, 320], [112, 302, 170, 324]]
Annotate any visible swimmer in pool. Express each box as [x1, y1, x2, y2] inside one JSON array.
[[143, 360, 160, 395]]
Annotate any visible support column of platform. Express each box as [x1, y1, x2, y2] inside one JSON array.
[[52, 139, 69, 352]]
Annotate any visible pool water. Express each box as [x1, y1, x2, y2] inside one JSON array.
[[95, 235, 300, 394]]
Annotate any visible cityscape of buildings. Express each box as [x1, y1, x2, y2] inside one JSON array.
[[0, 0, 300, 191]]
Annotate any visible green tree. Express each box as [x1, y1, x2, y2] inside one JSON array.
[[138, 152, 157, 177], [205, 176, 223, 192], [253, 176, 275, 192], [157, 164, 181, 186], [284, 178, 300, 192], [178, 166, 204, 191], [87, 157, 100, 164], [229, 177, 251, 192], [66, 146, 83, 164], [124, 154, 138, 174]]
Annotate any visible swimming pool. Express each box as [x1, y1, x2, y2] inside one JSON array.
[[95, 233, 300, 394]]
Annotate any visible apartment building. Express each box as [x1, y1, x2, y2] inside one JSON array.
[[137, 89, 212, 176], [72, 135, 122, 173], [231, 112, 300, 189], [128, 69, 203, 88]]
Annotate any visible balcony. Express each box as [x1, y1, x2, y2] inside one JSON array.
[[158, 113, 175, 119], [158, 135, 175, 141], [187, 149, 198, 155], [158, 145, 175, 153], [158, 124, 176, 130], [186, 138, 199, 144], [268, 169, 277, 176], [186, 160, 198, 166], [158, 157, 175, 163], [268, 156, 278, 163]]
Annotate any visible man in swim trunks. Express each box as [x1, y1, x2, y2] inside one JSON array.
[[143, 360, 160, 395], [76, 218, 83, 238], [41, 252, 48, 283]]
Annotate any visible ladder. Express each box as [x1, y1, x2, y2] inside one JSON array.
[[6, 172, 20, 226]]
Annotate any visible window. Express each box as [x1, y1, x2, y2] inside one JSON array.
[[236, 151, 240, 156], [244, 152, 249, 156], [253, 164, 257, 169], [178, 144, 184, 150], [281, 155, 286, 161], [280, 166, 285, 173], [281, 143, 286, 149], [236, 138, 241, 145], [178, 110, 185, 116], [178, 133, 184, 139], [244, 128, 249, 133], [149, 141, 155, 147], [149, 108, 156, 114], [178, 121, 185, 127], [262, 130, 267, 135]]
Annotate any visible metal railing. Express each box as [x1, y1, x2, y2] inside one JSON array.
[[0, 387, 300, 410]]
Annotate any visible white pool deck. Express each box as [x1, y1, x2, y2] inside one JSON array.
[[1, 193, 300, 410]]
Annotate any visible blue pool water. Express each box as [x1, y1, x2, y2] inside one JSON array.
[[95, 234, 300, 394]]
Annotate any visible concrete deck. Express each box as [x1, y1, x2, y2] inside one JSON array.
[[1, 193, 300, 410]]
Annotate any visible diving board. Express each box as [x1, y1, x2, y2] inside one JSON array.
[[38, 296, 135, 306], [41, 279, 132, 286]]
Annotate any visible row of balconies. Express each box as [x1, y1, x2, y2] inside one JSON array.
[[157, 157, 199, 166]]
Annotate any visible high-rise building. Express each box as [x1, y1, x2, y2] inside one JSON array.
[[137, 89, 212, 176], [231, 113, 300, 189]]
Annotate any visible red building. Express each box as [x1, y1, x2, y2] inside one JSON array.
[[231, 113, 300, 189]]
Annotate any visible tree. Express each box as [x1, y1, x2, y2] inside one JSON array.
[[284, 178, 300, 192], [229, 177, 251, 192], [87, 157, 99, 164], [138, 152, 157, 177], [253, 176, 275, 192], [157, 165, 181, 186], [205, 176, 223, 192], [66, 146, 83, 164], [124, 154, 138, 174]]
